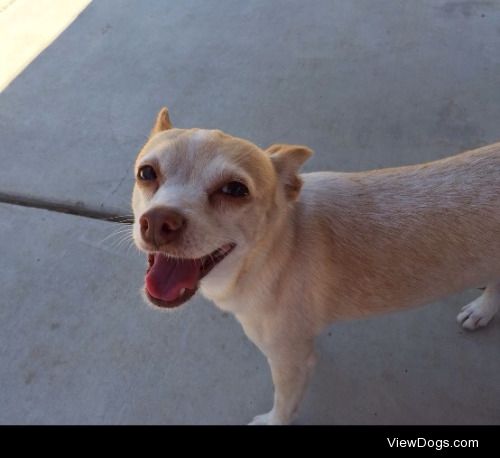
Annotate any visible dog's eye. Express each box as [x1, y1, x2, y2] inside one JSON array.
[[137, 165, 157, 181], [220, 181, 249, 198]]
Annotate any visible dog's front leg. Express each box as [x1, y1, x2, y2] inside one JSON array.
[[249, 344, 316, 425]]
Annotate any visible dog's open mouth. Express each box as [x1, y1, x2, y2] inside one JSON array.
[[144, 243, 235, 308]]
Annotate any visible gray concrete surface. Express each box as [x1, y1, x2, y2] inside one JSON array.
[[1, 203, 499, 424], [1, 0, 500, 214], [0, 203, 268, 424], [1, 0, 500, 424]]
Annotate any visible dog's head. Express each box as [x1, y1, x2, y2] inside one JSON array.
[[132, 107, 312, 308]]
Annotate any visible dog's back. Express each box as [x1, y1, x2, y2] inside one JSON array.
[[296, 142, 500, 320]]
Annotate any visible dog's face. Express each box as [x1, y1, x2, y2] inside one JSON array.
[[132, 108, 312, 308]]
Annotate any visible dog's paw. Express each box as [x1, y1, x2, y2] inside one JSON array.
[[457, 296, 498, 330], [248, 410, 289, 425], [249, 412, 274, 425]]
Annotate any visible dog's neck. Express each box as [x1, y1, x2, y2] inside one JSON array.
[[201, 201, 297, 312]]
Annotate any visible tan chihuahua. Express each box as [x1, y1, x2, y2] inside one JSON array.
[[132, 107, 500, 425]]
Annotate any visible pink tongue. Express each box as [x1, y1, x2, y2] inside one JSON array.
[[145, 254, 201, 302]]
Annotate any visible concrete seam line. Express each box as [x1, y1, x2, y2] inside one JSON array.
[[0, 192, 133, 224]]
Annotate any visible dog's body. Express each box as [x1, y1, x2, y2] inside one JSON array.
[[132, 108, 500, 424]]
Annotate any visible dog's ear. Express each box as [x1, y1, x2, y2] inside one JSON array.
[[266, 144, 313, 201], [150, 107, 172, 137]]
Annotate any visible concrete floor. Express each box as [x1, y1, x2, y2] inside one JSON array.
[[1, 0, 500, 424]]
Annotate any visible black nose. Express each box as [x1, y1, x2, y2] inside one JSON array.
[[139, 206, 186, 247]]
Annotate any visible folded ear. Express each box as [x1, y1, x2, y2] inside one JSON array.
[[266, 144, 313, 201], [150, 107, 172, 137]]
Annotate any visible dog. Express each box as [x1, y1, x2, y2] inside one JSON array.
[[132, 107, 500, 425]]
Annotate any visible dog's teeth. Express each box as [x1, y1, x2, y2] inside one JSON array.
[[180, 288, 186, 296]]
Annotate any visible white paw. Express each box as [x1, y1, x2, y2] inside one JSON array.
[[248, 410, 288, 425], [457, 296, 498, 330], [249, 412, 273, 425]]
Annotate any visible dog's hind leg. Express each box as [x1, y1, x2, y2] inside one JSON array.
[[457, 281, 500, 330]]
